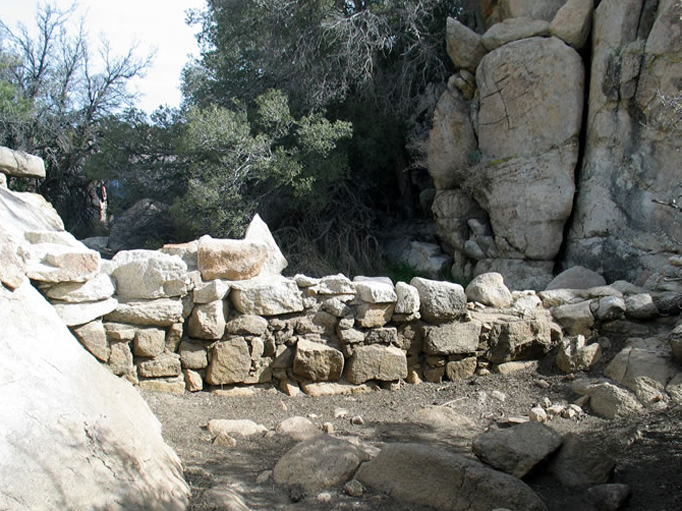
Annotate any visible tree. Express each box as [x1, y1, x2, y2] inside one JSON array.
[[0, 2, 150, 235]]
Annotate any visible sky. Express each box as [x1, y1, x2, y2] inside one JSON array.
[[0, 0, 206, 113]]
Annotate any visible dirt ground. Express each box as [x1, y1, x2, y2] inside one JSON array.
[[142, 350, 682, 511]]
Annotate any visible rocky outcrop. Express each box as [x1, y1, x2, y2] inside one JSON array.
[[427, 0, 681, 290]]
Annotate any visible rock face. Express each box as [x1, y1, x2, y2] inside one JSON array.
[[355, 443, 548, 511], [564, 0, 682, 283], [0, 280, 189, 511]]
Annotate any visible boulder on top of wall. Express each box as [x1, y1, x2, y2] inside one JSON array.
[[499, 0, 567, 22], [0, 146, 45, 178], [353, 277, 397, 304], [44, 273, 116, 303], [394, 282, 420, 315], [445, 17, 488, 72], [111, 250, 189, 300], [410, 277, 467, 323], [546, 266, 607, 290], [197, 235, 267, 281], [481, 17, 550, 51], [244, 214, 288, 276], [550, 0, 594, 49], [161, 240, 199, 270], [230, 276, 304, 316], [465, 272, 513, 307]]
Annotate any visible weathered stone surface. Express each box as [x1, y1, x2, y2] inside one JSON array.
[[411, 277, 467, 323], [424, 321, 481, 356], [624, 293, 658, 319], [207, 419, 267, 438], [0, 280, 189, 511], [133, 327, 167, 357], [104, 322, 137, 341], [138, 353, 182, 378], [353, 277, 397, 303], [108, 340, 135, 376], [572, 379, 643, 419], [231, 277, 304, 316], [669, 325, 682, 363], [225, 314, 268, 336], [427, 90, 478, 190], [547, 266, 607, 290], [192, 279, 230, 303], [0, 233, 25, 290], [466, 272, 513, 307], [472, 422, 563, 478], [474, 259, 555, 291], [111, 250, 188, 299], [446, 17, 488, 72], [407, 406, 479, 439], [179, 341, 209, 370], [317, 274, 356, 294], [299, 380, 377, 397], [205, 338, 251, 385], [486, 320, 560, 363], [106, 298, 184, 326], [556, 336, 601, 373], [550, 0, 593, 49], [595, 295, 626, 321], [432, 190, 488, 265], [445, 357, 478, 381], [188, 300, 227, 340], [564, 0, 682, 283], [394, 282, 420, 315], [24, 243, 101, 283], [183, 369, 204, 392], [482, 17, 550, 51], [276, 416, 321, 441], [197, 235, 267, 281], [161, 240, 199, 269], [605, 338, 679, 391], [345, 345, 408, 384], [0, 187, 64, 242], [355, 302, 395, 328], [293, 339, 344, 382], [273, 435, 369, 491], [72, 320, 110, 362], [244, 213, 288, 276], [499, 0, 567, 21], [52, 297, 119, 327], [549, 433, 617, 488], [356, 443, 547, 511], [45, 273, 116, 303], [551, 301, 595, 336], [0, 146, 45, 178]]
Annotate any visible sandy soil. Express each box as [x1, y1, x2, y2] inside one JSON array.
[[142, 355, 682, 511]]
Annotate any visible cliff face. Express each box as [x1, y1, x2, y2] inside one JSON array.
[[429, 0, 681, 290]]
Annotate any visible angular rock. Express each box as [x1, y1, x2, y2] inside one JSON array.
[[24, 243, 100, 283], [225, 314, 269, 336], [133, 327, 167, 357], [72, 320, 110, 362], [187, 300, 227, 340], [356, 443, 547, 511], [137, 353, 182, 378], [595, 296, 626, 321], [52, 297, 119, 327], [552, 301, 595, 336], [230, 277, 304, 316], [0, 187, 64, 240], [197, 235, 267, 281], [0, 146, 45, 178], [0, 280, 189, 510], [445, 357, 478, 381], [108, 341, 135, 376], [411, 277, 467, 323], [192, 279, 230, 304], [549, 433, 617, 488], [183, 369, 204, 392], [179, 341, 209, 370], [472, 422, 563, 478], [424, 321, 481, 356], [466, 272, 513, 307], [355, 302, 395, 328], [273, 435, 369, 491], [45, 273, 116, 303], [394, 282, 420, 315], [345, 345, 408, 384], [572, 380, 643, 419], [111, 250, 188, 299], [446, 17, 488, 72], [317, 274, 356, 295], [624, 293, 658, 320], [482, 17, 550, 51], [353, 277, 397, 304], [556, 335, 602, 373], [605, 338, 679, 390], [106, 298, 184, 326], [550, 0, 594, 49], [104, 322, 137, 341], [293, 339, 344, 382], [486, 320, 560, 363], [205, 338, 251, 385], [244, 213, 288, 276], [0, 233, 25, 290], [160, 240, 199, 269]]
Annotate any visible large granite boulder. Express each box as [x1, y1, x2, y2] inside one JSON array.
[[0, 280, 189, 510], [564, 0, 682, 283]]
